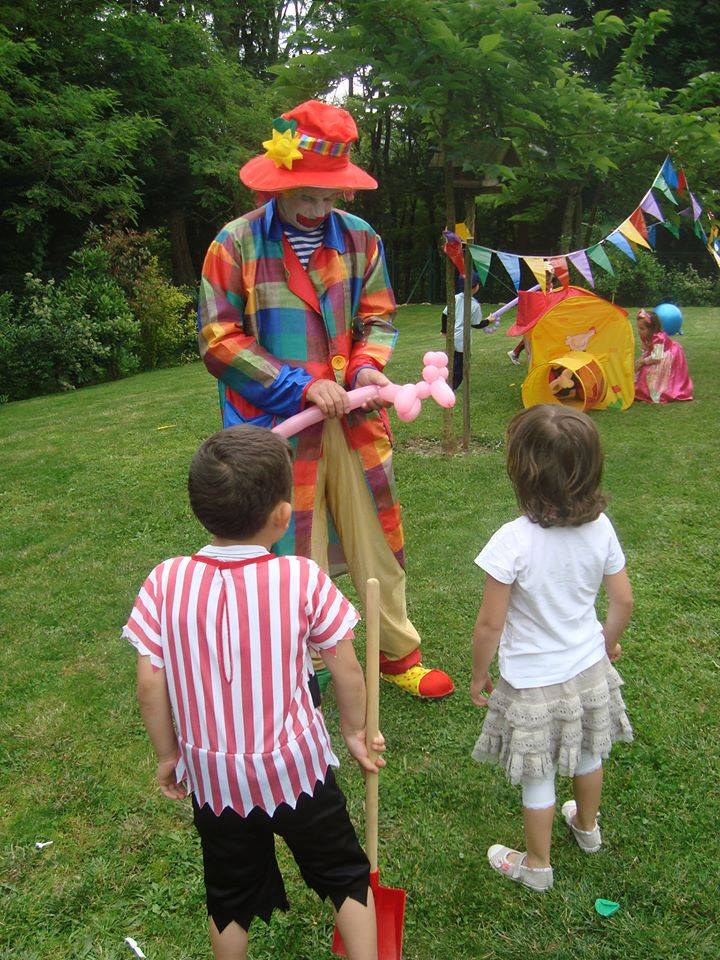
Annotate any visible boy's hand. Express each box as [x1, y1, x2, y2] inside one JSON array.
[[606, 642, 622, 662], [470, 672, 494, 707], [157, 758, 186, 800], [344, 728, 387, 773]]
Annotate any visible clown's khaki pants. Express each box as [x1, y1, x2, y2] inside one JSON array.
[[309, 417, 421, 670]]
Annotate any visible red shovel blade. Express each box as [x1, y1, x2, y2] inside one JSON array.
[[332, 870, 407, 960]]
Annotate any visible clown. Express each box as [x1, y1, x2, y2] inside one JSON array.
[[198, 100, 454, 699]]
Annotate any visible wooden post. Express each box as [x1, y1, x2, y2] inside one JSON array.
[[442, 154, 457, 455], [461, 195, 476, 452]]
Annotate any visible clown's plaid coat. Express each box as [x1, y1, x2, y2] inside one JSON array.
[[198, 200, 405, 567]]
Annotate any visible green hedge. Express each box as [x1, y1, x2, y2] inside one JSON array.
[[0, 233, 197, 402]]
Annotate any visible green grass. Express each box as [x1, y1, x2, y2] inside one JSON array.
[[1, 306, 718, 960]]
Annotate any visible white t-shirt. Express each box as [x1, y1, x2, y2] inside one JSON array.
[[475, 513, 626, 689], [442, 293, 483, 352]]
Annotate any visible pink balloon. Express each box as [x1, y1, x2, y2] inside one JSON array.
[[430, 379, 456, 408], [439, 366, 449, 381], [416, 381, 431, 399], [397, 397, 422, 422], [422, 365, 440, 383], [423, 351, 434, 366], [394, 383, 418, 419], [434, 351, 449, 366]]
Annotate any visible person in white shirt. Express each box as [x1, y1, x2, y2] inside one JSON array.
[[440, 272, 487, 389], [469, 404, 634, 892]]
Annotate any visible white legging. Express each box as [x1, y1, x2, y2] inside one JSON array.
[[521, 751, 602, 810]]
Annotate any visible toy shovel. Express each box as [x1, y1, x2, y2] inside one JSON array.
[[332, 578, 407, 960]]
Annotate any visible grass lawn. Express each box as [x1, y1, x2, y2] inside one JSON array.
[[1, 304, 718, 960]]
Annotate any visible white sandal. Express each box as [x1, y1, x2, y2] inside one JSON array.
[[487, 844, 554, 892], [561, 800, 602, 853]]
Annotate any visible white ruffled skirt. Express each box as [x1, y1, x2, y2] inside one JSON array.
[[472, 656, 633, 785]]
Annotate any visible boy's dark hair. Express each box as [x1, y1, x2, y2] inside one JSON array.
[[188, 426, 293, 539], [505, 404, 607, 528]]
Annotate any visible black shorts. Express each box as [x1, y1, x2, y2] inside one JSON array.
[[192, 769, 370, 933]]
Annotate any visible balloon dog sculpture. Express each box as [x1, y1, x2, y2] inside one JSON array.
[[273, 352, 456, 439]]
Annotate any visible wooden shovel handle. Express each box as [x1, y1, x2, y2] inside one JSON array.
[[364, 578, 380, 873]]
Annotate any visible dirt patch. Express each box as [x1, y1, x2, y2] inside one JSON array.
[[401, 437, 501, 457]]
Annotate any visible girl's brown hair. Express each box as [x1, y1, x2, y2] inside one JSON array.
[[506, 404, 607, 527]]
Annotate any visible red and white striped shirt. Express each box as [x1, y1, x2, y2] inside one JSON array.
[[123, 545, 359, 816]]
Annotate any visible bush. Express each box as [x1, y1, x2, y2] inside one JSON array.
[[593, 250, 720, 307], [96, 227, 197, 369], [0, 248, 139, 401]]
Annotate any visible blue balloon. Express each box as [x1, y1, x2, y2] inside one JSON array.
[[654, 302, 683, 335]]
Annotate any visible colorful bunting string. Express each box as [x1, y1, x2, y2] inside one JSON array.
[[442, 155, 717, 290]]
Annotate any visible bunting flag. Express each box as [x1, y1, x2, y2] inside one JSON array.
[[618, 218, 652, 250], [524, 256, 548, 291], [497, 252, 521, 290], [654, 173, 678, 205], [440, 155, 717, 289], [548, 256, 570, 287], [468, 244, 493, 285], [443, 230, 465, 276], [587, 243, 614, 275], [568, 250, 595, 287], [641, 191, 665, 222], [694, 220, 707, 243], [661, 157, 678, 189], [629, 207, 649, 241], [606, 230, 636, 260], [690, 192, 702, 221]]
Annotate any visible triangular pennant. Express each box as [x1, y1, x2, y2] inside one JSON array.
[[606, 230, 636, 261], [677, 168, 687, 196], [707, 241, 720, 270], [647, 224, 657, 247], [548, 256, 570, 287], [568, 250, 595, 288], [655, 174, 679, 205], [661, 157, 678, 189], [690, 192, 702, 221], [662, 218, 680, 239], [629, 207, 649, 240], [618, 218, 652, 250], [442, 236, 465, 276], [641, 191, 665, 222], [679, 207, 692, 218], [454, 221, 472, 241], [523, 256, 548, 291], [694, 220, 707, 243], [587, 243, 614, 275], [468, 244, 493, 286], [497, 252, 521, 290]]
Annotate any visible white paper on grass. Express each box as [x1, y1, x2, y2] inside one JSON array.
[[124, 937, 147, 959]]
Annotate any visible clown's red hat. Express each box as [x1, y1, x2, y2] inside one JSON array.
[[239, 100, 377, 192]]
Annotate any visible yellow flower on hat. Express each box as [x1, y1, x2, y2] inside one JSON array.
[[262, 128, 303, 170]]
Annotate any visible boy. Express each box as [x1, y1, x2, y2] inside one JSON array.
[[440, 272, 487, 389], [123, 425, 385, 960]]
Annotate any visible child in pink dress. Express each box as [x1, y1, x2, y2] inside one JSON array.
[[634, 309, 693, 403], [124, 425, 385, 960]]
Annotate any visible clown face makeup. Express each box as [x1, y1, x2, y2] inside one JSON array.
[[278, 188, 339, 230]]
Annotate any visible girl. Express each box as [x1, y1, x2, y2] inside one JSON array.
[[634, 308, 693, 404], [470, 404, 633, 892]]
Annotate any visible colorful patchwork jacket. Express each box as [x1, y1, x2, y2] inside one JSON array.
[[198, 200, 405, 567]]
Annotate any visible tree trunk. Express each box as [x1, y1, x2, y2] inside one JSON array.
[[442, 156, 457, 455], [169, 209, 197, 287]]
